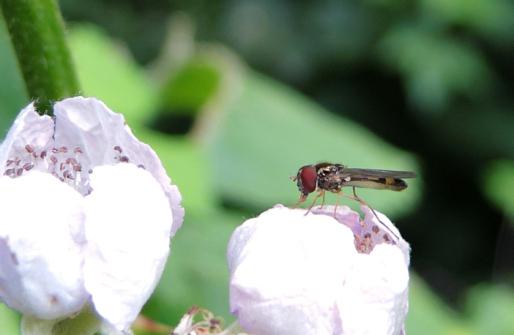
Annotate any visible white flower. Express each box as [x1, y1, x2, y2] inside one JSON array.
[[0, 97, 184, 333], [227, 205, 410, 335]]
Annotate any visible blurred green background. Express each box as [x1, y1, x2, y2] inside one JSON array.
[[1, 0, 514, 334]]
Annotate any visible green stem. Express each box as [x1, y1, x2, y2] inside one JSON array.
[[0, 0, 80, 114]]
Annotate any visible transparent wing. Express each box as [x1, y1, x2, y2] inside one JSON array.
[[342, 168, 416, 179]]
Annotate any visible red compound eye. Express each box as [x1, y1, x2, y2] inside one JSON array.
[[297, 165, 317, 195]]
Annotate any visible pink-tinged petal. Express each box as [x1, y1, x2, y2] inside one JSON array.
[[337, 244, 409, 335], [0, 103, 54, 175], [83, 163, 173, 331], [227, 205, 410, 335], [0, 172, 87, 319], [53, 97, 184, 234], [228, 206, 356, 335]]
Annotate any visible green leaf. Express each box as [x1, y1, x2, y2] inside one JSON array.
[[483, 160, 514, 221], [199, 68, 421, 218], [67, 24, 157, 125], [159, 59, 221, 114], [21, 307, 102, 335], [466, 284, 514, 335], [406, 274, 473, 335], [0, 304, 20, 334], [379, 26, 493, 113], [420, 0, 514, 42]]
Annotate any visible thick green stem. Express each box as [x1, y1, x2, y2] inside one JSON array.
[[0, 0, 80, 114]]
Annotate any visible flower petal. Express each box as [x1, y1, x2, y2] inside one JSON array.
[[53, 97, 184, 234], [83, 163, 173, 331], [0, 172, 87, 319], [337, 244, 409, 335], [227, 206, 357, 335], [0, 103, 54, 175]]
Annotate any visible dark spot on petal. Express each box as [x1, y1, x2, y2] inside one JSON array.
[[10, 252, 18, 265], [49, 295, 59, 305], [23, 162, 34, 171]]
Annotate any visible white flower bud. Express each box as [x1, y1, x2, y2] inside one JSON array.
[[227, 205, 409, 335]]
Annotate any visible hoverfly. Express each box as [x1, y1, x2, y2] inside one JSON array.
[[291, 163, 416, 238]]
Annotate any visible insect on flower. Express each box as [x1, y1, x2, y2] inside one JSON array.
[[291, 163, 416, 238]]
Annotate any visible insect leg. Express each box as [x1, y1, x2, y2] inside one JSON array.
[[320, 191, 326, 208], [334, 190, 343, 216], [305, 190, 324, 215], [346, 187, 400, 240]]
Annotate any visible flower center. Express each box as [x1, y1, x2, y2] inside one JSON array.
[[3, 144, 144, 196], [310, 206, 398, 254], [353, 220, 396, 254]]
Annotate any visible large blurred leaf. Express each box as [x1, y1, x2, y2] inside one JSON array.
[[483, 160, 514, 222], [379, 26, 493, 113], [150, 58, 222, 134], [466, 284, 514, 335], [0, 304, 20, 334], [421, 0, 514, 43], [407, 274, 472, 335], [160, 59, 221, 115], [435, 106, 514, 160], [67, 24, 157, 126], [198, 66, 420, 218], [0, 15, 28, 137]]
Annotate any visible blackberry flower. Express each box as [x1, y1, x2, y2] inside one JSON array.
[[0, 97, 183, 334]]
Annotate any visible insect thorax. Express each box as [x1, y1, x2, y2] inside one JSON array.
[[316, 164, 345, 192]]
